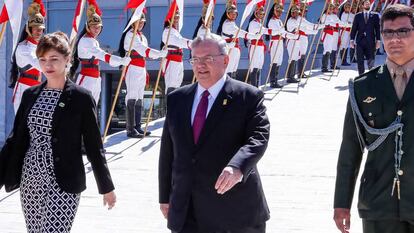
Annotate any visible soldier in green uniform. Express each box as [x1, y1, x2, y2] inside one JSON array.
[[333, 4, 414, 233]]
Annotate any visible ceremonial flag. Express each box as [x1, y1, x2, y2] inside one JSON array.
[[204, 0, 216, 23], [0, 0, 23, 52], [240, 0, 264, 27], [305, 0, 315, 5], [164, 0, 184, 31], [123, 0, 147, 32], [70, 0, 86, 44]]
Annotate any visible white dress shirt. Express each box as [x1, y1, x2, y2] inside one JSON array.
[[191, 74, 227, 125]]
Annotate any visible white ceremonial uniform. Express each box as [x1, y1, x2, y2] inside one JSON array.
[[124, 30, 165, 103], [221, 20, 259, 74], [268, 17, 299, 65], [76, 34, 127, 103], [339, 12, 355, 50], [248, 18, 281, 71], [162, 27, 191, 92], [321, 13, 348, 54], [287, 17, 321, 62], [197, 27, 209, 37], [13, 38, 42, 113]]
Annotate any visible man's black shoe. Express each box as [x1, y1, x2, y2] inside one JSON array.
[[270, 82, 283, 88], [127, 129, 144, 138], [286, 78, 299, 83], [322, 68, 332, 73]]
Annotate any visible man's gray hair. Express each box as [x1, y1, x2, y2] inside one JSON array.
[[191, 33, 228, 55]]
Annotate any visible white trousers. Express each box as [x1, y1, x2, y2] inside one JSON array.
[[76, 74, 101, 103], [340, 30, 351, 50], [125, 65, 146, 104], [299, 36, 309, 57], [163, 60, 183, 92], [323, 33, 335, 54], [269, 40, 284, 65], [226, 47, 241, 73], [287, 39, 301, 62], [248, 45, 265, 71], [13, 82, 30, 114]]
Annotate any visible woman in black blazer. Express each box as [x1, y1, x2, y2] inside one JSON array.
[[0, 32, 116, 232]]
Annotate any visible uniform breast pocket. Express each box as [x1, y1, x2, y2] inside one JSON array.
[[362, 103, 383, 128]]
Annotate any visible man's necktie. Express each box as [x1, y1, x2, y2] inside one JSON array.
[[394, 67, 408, 100], [193, 90, 209, 144], [364, 13, 368, 23]]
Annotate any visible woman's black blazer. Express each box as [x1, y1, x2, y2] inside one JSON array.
[[0, 80, 114, 194]]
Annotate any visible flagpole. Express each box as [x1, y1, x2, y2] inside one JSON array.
[[143, 3, 178, 137], [0, 22, 7, 47], [103, 20, 139, 140], [244, 0, 272, 84], [263, 0, 294, 89], [297, 0, 328, 89], [281, 0, 308, 85]]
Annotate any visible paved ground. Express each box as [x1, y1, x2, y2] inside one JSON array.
[[0, 57, 386, 232]]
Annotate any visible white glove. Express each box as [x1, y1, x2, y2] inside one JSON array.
[[227, 42, 236, 48], [121, 56, 131, 66], [158, 49, 168, 58]]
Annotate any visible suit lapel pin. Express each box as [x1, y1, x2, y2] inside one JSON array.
[[59, 102, 65, 108], [363, 96, 376, 104], [223, 99, 228, 106]]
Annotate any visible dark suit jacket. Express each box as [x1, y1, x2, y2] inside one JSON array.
[[159, 77, 270, 232], [0, 80, 114, 194], [350, 11, 381, 45], [334, 65, 414, 219]]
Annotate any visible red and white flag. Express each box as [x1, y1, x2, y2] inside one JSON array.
[[240, 0, 264, 27], [164, 0, 184, 31], [204, 0, 216, 23], [304, 0, 315, 6], [123, 0, 147, 32], [70, 0, 86, 44], [0, 0, 23, 52]]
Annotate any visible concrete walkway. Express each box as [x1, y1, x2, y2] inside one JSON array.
[[0, 57, 386, 232]]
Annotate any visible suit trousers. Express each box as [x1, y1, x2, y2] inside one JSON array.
[[173, 199, 266, 233], [356, 40, 375, 75], [363, 219, 414, 233]]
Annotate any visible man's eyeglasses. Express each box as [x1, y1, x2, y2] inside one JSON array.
[[381, 28, 414, 39], [189, 54, 224, 65]]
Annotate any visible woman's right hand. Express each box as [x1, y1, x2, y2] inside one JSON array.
[[103, 191, 116, 210]]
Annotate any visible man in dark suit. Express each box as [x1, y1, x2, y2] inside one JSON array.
[[334, 4, 414, 233], [350, 0, 381, 75], [158, 33, 270, 233]]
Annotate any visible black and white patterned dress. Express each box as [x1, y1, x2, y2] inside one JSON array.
[[20, 89, 81, 233]]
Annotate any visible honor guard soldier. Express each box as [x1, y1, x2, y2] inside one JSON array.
[[217, 0, 260, 79], [266, 0, 298, 88], [286, 5, 320, 83], [247, 2, 285, 87], [162, 9, 192, 95], [334, 5, 414, 233], [119, 12, 168, 138], [296, 2, 321, 79], [10, 0, 45, 113], [70, 3, 131, 103], [321, 3, 349, 72], [339, 1, 355, 66]]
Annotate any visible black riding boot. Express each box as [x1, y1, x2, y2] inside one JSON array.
[[287, 61, 299, 83], [135, 99, 151, 136], [250, 68, 259, 87], [341, 49, 350, 66], [330, 50, 339, 70], [322, 52, 332, 72], [270, 64, 283, 88], [126, 99, 142, 138], [297, 55, 308, 79]]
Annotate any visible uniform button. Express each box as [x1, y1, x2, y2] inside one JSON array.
[[368, 112, 373, 117], [55, 157, 60, 162], [52, 138, 58, 143], [400, 150, 404, 155], [398, 131, 403, 136], [397, 110, 403, 116], [398, 169, 404, 176]]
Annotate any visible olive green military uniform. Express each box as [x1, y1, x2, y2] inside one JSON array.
[[334, 65, 414, 233]]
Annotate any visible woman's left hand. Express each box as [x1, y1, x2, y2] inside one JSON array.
[[103, 191, 116, 210]]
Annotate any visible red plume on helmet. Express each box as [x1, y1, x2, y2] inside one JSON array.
[[257, 0, 266, 8], [33, 0, 46, 17], [88, 0, 102, 16]]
